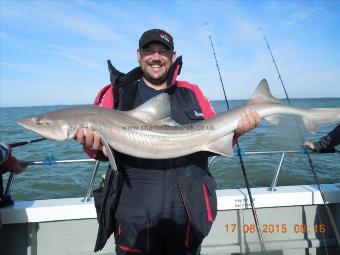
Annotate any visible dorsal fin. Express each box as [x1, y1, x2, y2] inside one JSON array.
[[247, 79, 283, 125], [247, 79, 282, 105], [126, 93, 171, 123]]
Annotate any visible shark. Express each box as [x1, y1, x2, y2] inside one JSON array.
[[17, 79, 340, 164]]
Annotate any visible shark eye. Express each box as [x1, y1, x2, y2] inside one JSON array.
[[35, 119, 42, 125], [35, 119, 50, 125]]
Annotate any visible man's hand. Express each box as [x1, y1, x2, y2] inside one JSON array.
[[235, 109, 260, 135], [0, 156, 27, 175], [76, 128, 107, 156], [303, 140, 315, 151], [10, 157, 27, 175]]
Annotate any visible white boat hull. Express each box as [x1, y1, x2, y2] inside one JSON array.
[[1, 184, 339, 254]]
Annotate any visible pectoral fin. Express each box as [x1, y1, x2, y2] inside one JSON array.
[[205, 133, 235, 157], [94, 131, 117, 171]]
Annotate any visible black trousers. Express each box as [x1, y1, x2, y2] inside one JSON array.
[[113, 167, 202, 255]]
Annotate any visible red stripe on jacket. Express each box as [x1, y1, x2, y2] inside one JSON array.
[[202, 181, 214, 222], [117, 245, 143, 253], [94, 84, 115, 108]]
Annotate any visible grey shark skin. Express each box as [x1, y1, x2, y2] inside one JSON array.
[[17, 79, 340, 159]]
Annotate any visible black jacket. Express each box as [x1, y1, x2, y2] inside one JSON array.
[[312, 124, 340, 153]]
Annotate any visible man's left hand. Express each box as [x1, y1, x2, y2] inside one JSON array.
[[235, 109, 260, 135]]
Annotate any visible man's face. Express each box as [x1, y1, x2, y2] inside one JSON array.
[[137, 42, 176, 85]]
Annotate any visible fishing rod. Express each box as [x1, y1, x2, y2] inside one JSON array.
[[9, 138, 46, 148], [259, 28, 340, 251], [205, 22, 266, 254]]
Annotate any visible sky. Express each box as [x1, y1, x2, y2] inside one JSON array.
[[1, 0, 339, 107]]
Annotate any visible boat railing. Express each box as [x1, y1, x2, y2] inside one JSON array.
[[4, 158, 96, 203], [4, 148, 318, 203], [82, 160, 100, 202], [208, 149, 305, 191]]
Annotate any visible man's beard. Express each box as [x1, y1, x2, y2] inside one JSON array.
[[143, 71, 167, 86], [142, 60, 169, 86]]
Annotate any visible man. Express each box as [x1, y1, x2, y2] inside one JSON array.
[[304, 124, 339, 153], [0, 142, 27, 207], [77, 29, 260, 254]]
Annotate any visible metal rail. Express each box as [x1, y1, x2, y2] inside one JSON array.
[[4, 149, 337, 204], [270, 153, 285, 191], [208, 149, 302, 168], [82, 160, 100, 202], [25, 158, 96, 165], [5, 150, 297, 204], [4, 158, 98, 200], [208, 149, 306, 192]]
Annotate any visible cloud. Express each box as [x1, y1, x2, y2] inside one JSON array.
[[231, 17, 263, 42], [282, 9, 312, 27], [0, 62, 48, 74], [50, 50, 101, 71], [1, 1, 124, 43], [48, 11, 122, 43]]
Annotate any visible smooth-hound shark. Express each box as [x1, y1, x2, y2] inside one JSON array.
[[18, 79, 340, 163]]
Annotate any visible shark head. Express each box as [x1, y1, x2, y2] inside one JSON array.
[[17, 109, 82, 141]]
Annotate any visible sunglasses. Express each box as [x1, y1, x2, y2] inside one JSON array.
[[140, 47, 173, 58]]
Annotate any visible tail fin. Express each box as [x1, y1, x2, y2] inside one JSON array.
[[302, 108, 340, 134]]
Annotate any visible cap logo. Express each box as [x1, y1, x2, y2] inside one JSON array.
[[160, 33, 170, 43]]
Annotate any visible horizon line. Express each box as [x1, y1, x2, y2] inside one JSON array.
[[1, 96, 339, 108]]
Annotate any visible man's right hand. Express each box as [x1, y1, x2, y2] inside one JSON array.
[[76, 128, 107, 156]]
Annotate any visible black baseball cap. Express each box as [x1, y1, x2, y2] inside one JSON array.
[[139, 29, 174, 50]]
